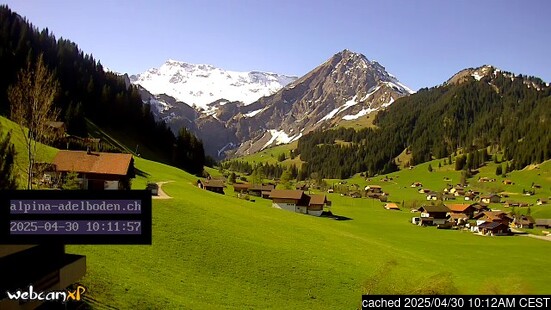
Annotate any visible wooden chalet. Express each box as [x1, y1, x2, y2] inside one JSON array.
[[513, 215, 535, 229], [474, 211, 513, 227], [477, 222, 510, 236], [52, 150, 135, 190], [233, 183, 250, 193], [249, 184, 275, 198], [502, 179, 514, 185], [536, 199, 548, 206], [426, 192, 439, 201], [199, 179, 225, 194], [480, 194, 501, 204], [448, 213, 469, 226], [535, 219, 551, 228], [417, 205, 450, 226], [446, 203, 477, 218], [268, 190, 330, 216], [365, 185, 383, 194]]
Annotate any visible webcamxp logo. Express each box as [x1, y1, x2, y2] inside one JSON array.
[[5, 284, 87, 303]]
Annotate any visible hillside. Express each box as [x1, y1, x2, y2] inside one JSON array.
[[295, 65, 551, 178], [66, 154, 551, 308]]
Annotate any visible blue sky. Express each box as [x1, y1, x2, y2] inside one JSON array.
[[3, 0, 550, 90]]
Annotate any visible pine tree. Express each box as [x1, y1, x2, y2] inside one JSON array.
[[228, 172, 236, 184], [495, 165, 502, 176]]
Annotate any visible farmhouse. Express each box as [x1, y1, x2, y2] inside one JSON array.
[[268, 190, 330, 216], [52, 150, 135, 190], [513, 215, 535, 229], [426, 192, 439, 201], [478, 222, 510, 236], [536, 199, 548, 206], [365, 185, 382, 193], [503, 179, 514, 185], [474, 211, 513, 226], [384, 203, 400, 210], [417, 205, 450, 226], [480, 194, 501, 204], [418, 188, 431, 194], [535, 219, 551, 228], [233, 183, 250, 193], [46, 121, 66, 137], [446, 203, 476, 218], [503, 201, 529, 208], [410, 182, 423, 188], [199, 179, 225, 194], [248, 184, 275, 198], [448, 213, 469, 226]]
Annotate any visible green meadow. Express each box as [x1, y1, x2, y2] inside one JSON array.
[[68, 156, 551, 309]]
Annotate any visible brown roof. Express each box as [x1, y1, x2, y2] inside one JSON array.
[[449, 213, 468, 219], [419, 205, 450, 213], [446, 204, 472, 212], [384, 203, 400, 210], [269, 189, 304, 200], [367, 185, 382, 189], [203, 180, 225, 188], [233, 183, 251, 190], [53, 151, 133, 176], [250, 184, 275, 191], [308, 194, 327, 206]]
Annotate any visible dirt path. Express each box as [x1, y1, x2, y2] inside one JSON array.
[[521, 234, 551, 242], [153, 181, 174, 199]]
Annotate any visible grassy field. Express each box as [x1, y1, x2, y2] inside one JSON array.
[[66, 155, 551, 308], [233, 141, 304, 168]]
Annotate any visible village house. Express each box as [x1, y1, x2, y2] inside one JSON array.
[[513, 215, 535, 229], [365, 185, 383, 194], [477, 222, 510, 236], [450, 186, 464, 195], [199, 179, 225, 194], [268, 190, 330, 216], [448, 213, 469, 226], [52, 150, 135, 190], [473, 211, 513, 227], [480, 194, 501, 204], [233, 183, 250, 194], [418, 188, 431, 194], [503, 201, 529, 208], [426, 192, 439, 201], [535, 219, 551, 228], [503, 179, 514, 185], [417, 205, 450, 226], [384, 203, 400, 210], [248, 184, 275, 198], [442, 193, 456, 201], [446, 203, 477, 218], [536, 198, 548, 206]]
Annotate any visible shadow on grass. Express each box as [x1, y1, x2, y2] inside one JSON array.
[[135, 168, 150, 178], [320, 211, 353, 221]]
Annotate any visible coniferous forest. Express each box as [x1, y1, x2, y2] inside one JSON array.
[[0, 6, 206, 174], [297, 72, 551, 178]]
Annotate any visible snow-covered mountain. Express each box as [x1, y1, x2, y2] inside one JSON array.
[[129, 60, 297, 110], [226, 49, 414, 155]]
